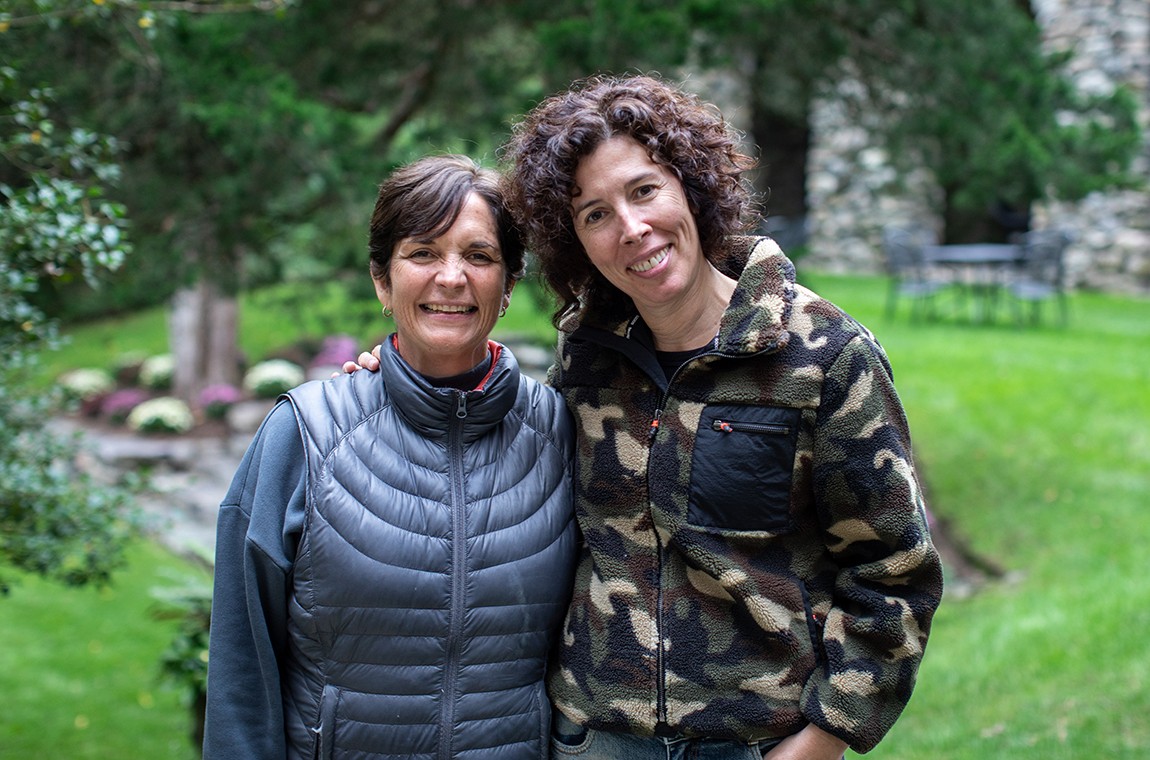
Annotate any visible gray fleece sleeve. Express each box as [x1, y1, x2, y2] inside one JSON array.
[[202, 401, 306, 760]]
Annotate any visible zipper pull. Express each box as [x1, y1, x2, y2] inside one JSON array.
[[456, 392, 468, 419], [648, 409, 662, 440], [715, 420, 733, 433]]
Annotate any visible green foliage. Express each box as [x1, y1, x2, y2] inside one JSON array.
[[8, 0, 1144, 319], [111, 13, 352, 292], [0, 66, 142, 591], [518, 0, 692, 86], [0, 69, 130, 361], [0, 384, 141, 593], [150, 567, 213, 707], [5, 0, 549, 318], [846, 0, 1142, 214], [511, 0, 1141, 234]]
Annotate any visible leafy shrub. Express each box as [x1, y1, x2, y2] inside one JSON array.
[[0, 67, 139, 593], [151, 572, 213, 749]]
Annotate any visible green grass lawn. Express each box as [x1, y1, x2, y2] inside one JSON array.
[[804, 274, 1150, 758], [6, 272, 1149, 758], [0, 541, 208, 759]]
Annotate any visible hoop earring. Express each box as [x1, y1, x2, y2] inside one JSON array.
[[498, 305, 508, 318], [382, 306, 393, 318]]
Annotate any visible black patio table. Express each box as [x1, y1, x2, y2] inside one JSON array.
[[923, 243, 1023, 323]]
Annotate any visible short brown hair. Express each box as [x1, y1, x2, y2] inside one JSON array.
[[369, 154, 524, 289], [502, 74, 757, 325]]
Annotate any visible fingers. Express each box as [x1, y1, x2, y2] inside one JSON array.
[[340, 347, 381, 376]]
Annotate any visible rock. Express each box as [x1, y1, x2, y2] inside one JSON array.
[[226, 399, 276, 435]]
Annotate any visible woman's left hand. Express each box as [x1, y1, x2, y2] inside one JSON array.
[[340, 347, 382, 375]]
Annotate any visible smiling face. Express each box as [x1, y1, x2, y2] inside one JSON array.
[[570, 136, 706, 314], [376, 192, 513, 377]]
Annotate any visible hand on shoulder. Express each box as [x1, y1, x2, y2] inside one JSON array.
[[339, 346, 383, 376]]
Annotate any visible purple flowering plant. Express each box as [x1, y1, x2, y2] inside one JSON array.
[[198, 383, 244, 420], [101, 387, 151, 425], [309, 334, 359, 369]]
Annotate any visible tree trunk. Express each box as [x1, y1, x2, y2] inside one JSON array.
[[170, 277, 241, 405], [941, 186, 1018, 244], [750, 102, 811, 221], [746, 59, 811, 253]]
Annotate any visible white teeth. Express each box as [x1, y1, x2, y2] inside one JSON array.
[[424, 304, 474, 313], [630, 246, 669, 273]]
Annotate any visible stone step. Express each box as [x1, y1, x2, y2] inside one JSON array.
[[60, 417, 258, 561]]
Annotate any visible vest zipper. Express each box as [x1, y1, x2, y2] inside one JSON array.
[[439, 390, 469, 760]]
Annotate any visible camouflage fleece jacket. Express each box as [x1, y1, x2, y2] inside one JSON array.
[[546, 236, 943, 754]]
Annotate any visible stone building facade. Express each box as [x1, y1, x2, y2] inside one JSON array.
[[803, 0, 1150, 293]]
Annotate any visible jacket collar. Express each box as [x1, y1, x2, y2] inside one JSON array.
[[378, 336, 520, 443]]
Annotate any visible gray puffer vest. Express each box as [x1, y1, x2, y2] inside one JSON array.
[[281, 339, 576, 760]]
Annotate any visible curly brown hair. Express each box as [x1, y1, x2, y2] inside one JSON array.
[[501, 74, 758, 326]]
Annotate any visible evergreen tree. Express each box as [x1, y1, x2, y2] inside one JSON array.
[[511, 0, 1141, 241]]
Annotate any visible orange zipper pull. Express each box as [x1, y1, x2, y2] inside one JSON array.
[[648, 409, 662, 440]]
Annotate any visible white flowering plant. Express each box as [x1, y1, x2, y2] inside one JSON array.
[[58, 368, 115, 402], [139, 353, 175, 390], [243, 359, 305, 399], [126, 397, 195, 434]]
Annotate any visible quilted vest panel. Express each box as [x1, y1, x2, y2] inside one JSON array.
[[281, 348, 575, 760]]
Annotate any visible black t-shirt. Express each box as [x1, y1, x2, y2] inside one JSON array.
[[655, 342, 712, 382], [420, 354, 493, 390]]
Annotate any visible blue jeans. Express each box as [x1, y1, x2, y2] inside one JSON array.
[[550, 712, 780, 760]]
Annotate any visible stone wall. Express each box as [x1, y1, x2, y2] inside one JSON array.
[[1032, 0, 1150, 292], [804, 86, 938, 275], [803, 0, 1150, 293]]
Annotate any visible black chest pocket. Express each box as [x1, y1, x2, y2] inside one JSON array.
[[688, 404, 801, 532]]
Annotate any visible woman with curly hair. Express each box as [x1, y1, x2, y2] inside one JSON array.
[[500, 74, 943, 760], [350, 75, 942, 760]]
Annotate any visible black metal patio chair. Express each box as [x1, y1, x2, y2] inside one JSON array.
[[1007, 229, 1073, 326], [881, 226, 950, 321]]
